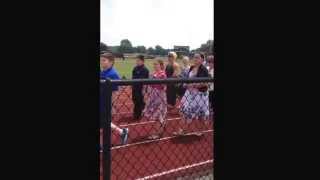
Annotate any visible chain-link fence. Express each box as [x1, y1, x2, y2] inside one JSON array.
[[101, 78, 214, 180]]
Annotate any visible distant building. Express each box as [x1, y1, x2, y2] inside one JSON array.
[[173, 46, 190, 58]]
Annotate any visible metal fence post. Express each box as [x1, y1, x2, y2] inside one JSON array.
[[100, 79, 112, 180], [105, 79, 112, 180]]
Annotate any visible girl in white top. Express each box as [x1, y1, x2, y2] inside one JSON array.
[[180, 56, 190, 78], [177, 56, 191, 102]]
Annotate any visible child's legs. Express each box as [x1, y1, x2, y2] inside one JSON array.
[[178, 117, 192, 133], [159, 116, 166, 134], [111, 123, 122, 135], [133, 98, 140, 118], [209, 90, 214, 110], [100, 128, 103, 148], [167, 85, 176, 107], [152, 121, 162, 135], [200, 93, 210, 130], [178, 104, 192, 132], [136, 92, 145, 118]]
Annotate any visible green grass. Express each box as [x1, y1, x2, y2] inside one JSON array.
[[114, 57, 186, 79], [113, 58, 155, 79]]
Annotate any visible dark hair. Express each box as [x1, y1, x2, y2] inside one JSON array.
[[207, 55, 214, 63], [137, 55, 145, 61], [200, 53, 205, 59], [100, 53, 115, 65]]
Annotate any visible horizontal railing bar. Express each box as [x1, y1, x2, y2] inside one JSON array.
[[100, 77, 213, 85]]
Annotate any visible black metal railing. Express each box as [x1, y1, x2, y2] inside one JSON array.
[[101, 77, 214, 180]]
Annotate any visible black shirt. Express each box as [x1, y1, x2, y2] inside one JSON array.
[[165, 64, 174, 78], [189, 64, 209, 92], [132, 64, 149, 79], [132, 65, 149, 92], [189, 64, 209, 78]]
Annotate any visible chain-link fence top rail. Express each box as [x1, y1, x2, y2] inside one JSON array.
[[101, 78, 214, 180]]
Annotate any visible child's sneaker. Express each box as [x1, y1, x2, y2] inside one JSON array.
[[120, 128, 129, 145]]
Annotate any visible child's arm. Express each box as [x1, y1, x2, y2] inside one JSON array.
[[144, 68, 150, 79], [132, 68, 135, 79], [194, 83, 208, 89], [143, 72, 151, 94], [142, 85, 147, 96], [108, 71, 121, 81], [159, 72, 167, 90], [172, 63, 180, 77]]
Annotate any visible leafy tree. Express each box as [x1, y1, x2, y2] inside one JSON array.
[[155, 45, 162, 55], [100, 42, 109, 53], [110, 46, 120, 53], [155, 45, 167, 55], [136, 46, 146, 53], [132, 47, 138, 53], [147, 47, 155, 55], [119, 39, 133, 53], [163, 49, 170, 56]]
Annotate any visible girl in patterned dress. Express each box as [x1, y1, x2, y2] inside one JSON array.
[[174, 53, 210, 136], [143, 60, 168, 139]]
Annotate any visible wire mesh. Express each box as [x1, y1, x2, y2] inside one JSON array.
[[101, 78, 214, 180]]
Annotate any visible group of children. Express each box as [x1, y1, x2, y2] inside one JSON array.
[[100, 51, 214, 145]]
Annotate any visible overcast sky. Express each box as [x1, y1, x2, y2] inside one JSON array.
[[101, 0, 213, 50]]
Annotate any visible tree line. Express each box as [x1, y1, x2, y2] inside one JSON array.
[[101, 39, 214, 56]]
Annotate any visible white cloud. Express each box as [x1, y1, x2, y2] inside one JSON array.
[[101, 0, 213, 50]]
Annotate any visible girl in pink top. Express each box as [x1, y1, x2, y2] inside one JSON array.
[[143, 60, 167, 139]]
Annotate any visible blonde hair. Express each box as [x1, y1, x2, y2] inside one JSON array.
[[182, 56, 189, 67], [168, 51, 177, 60]]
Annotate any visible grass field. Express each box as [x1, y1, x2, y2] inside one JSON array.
[[113, 58, 155, 79], [114, 57, 187, 79]]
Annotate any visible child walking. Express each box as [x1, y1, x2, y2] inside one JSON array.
[[174, 53, 210, 136], [177, 56, 191, 108], [165, 52, 180, 110], [100, 53, 129, 145], [132, 55, 149, 120], [143, 60, 167, 140]]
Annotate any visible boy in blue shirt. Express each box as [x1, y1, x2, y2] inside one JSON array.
[[100, 53, 129, 145]]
